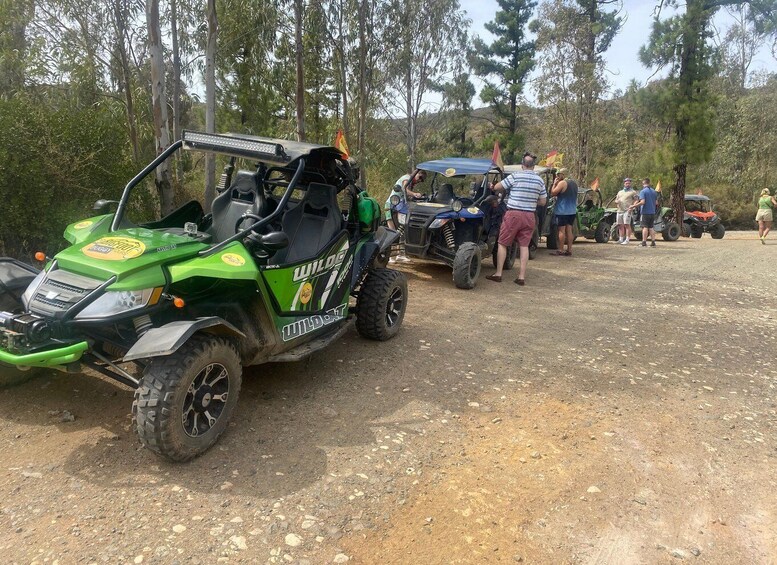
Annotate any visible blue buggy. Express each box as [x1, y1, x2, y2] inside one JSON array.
[[389, 158, 517, 289]]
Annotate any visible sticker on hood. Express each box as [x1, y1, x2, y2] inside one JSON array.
[[82, 237, 146, 260]]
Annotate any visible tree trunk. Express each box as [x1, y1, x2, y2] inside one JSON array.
[[205, 0, 217, 212], [171, 0, 183, 182], [146, 0, 174, 215], [114, 0, 139, 163], [405, 64, 415, 169], [357, 0, 368, 172], [507, 93, 517, 165], [337, 0, 349, 139], [294, 0, 306, 142]]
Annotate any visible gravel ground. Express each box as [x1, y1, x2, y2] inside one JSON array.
[[1, 231, 775, 565]]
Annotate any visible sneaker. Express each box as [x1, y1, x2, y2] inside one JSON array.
[[761, 236, 766, 245], [620, 239, 629, 245], [641, 241, 647, 247], [617, 237, 625, 244], [650, 241, 656, 248], [396, 255, 412, 263]]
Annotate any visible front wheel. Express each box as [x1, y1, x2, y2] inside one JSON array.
[[595, 221, 611, 243], [662, 221, 681, 241], [133, 336, 242, 462], [710, 224, 725, 239], [356, 268, 407, 340], [453, 242, 482, 289], [0, 365, 40, 388], [690, 224, 703, 238]]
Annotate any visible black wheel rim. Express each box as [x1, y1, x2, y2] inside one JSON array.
[[182, 362, 229, 438], [386, 286, 403, 327]]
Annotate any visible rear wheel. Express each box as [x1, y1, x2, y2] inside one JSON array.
[[546, 226, 558, 249], [0, 365, 40, 388], [710, 224, 725, 239], [681, 223, 691, 237], [492, 242, 518, 270], [662, 221, 681, 241], [356, 268, 407, 341], [595, 221, 611, 243], [453, 242, 482, 289], [133, 336, 242, 462]]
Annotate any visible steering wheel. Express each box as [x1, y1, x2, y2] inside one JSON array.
[[235, 213, 263, 234]]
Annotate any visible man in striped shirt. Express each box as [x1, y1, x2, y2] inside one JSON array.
[[486, 154, 547, 286]]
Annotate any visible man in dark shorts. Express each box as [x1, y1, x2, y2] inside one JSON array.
[[631, 177, 659, 247], [550, 168, 578, 256], [486, 154, 548, 285]]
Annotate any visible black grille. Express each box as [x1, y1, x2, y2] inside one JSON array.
[[29, 270, 103, 318]]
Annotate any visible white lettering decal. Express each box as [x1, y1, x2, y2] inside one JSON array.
[[281, 304, 348, 342]]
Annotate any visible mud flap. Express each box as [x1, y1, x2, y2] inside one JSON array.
[[123, 317, 245, 362], [350, 227, 400, 287]]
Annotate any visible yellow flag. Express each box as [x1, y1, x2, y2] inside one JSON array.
[[655, 180, 662, 192], [491, 141, 504, 169]]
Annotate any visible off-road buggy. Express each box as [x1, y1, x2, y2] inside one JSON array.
[[0, 131, 406, 461], [605, 197, 681, 242], [389, 158, 519, 289], [683, 194, 725, 239], [575, 188, 611, 243]]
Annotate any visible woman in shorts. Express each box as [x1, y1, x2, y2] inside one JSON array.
[[756, 188, 777, 244]]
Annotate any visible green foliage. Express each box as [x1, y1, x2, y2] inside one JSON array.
[[0, 96, 136, 257], [470, 0, 536, 163]]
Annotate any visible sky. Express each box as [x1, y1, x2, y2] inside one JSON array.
[[459, 0, 776, 105]]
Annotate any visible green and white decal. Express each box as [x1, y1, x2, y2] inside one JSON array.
[[261, 234, 354, 314], [280, 304, 348, 341]]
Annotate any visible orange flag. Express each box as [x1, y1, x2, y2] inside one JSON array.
[[491, 141, 504, 169], [590, 177, 600, 191], [334, 130, 349, 158], [656, 180, 662, 192]]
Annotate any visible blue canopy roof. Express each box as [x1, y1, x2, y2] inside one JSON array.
[[416, 158, 500, 177]]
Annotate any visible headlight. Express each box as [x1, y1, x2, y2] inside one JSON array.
[[390, 195, 401, 206], [21, 271, 47, 309], [452, 200, 463, 212], [75, 288, 157, 320], [429, 218, 451, 229], [397, 213, 407, 225]]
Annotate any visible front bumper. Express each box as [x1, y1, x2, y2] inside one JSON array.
[[0, 341, 88, 369]]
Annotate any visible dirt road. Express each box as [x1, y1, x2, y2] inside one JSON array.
[[2, 232, 776, 564]]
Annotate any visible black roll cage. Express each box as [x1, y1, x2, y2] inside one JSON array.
[[108, 139, 307, 259]]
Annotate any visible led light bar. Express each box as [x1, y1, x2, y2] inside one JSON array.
[[183, 131, 288, 161]]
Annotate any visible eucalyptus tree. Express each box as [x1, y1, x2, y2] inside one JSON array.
[[470, 0, 536, 165], [146, 0, 174, 214], [532, 0, 622, 182], [382, 0, 469, 169]]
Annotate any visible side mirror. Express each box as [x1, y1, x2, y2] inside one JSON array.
[[260, 231, 289, 251], [93, 199, 120, 211]]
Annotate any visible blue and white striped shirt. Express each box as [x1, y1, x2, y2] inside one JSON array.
[[502, 170, 548, 212]]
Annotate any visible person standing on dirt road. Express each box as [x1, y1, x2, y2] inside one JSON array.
[[757, 188, 777, 244], [615, 178, 638, 245], [385, 170, 426, 262], [631, 178, 659, 248], [486, 154, 548, 286], [550, 168, 577, 256]]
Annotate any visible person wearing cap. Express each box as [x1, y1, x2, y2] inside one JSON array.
[[615, 178, 638, 244], [550, 168, 578, 256], [756, 188, 777, 244]]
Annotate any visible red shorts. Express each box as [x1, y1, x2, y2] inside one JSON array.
[[499, 210, 536, 247]]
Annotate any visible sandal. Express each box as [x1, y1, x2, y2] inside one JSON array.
[[514, 278, 525, 286], [563, 250, 572, 256], [486, 274, 502, 282], [553, 251, 565, 256]]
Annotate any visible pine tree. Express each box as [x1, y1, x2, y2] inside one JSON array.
[[470, 0, 537, 164]]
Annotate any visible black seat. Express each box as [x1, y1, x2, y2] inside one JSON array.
[[273, 182, 343, 264], [433, 183, 456, 205], [209, 170, 267, 243]]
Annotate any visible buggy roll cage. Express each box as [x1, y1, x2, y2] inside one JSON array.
[[410, 159, 503, 206], [108, 130, 346, 258]]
